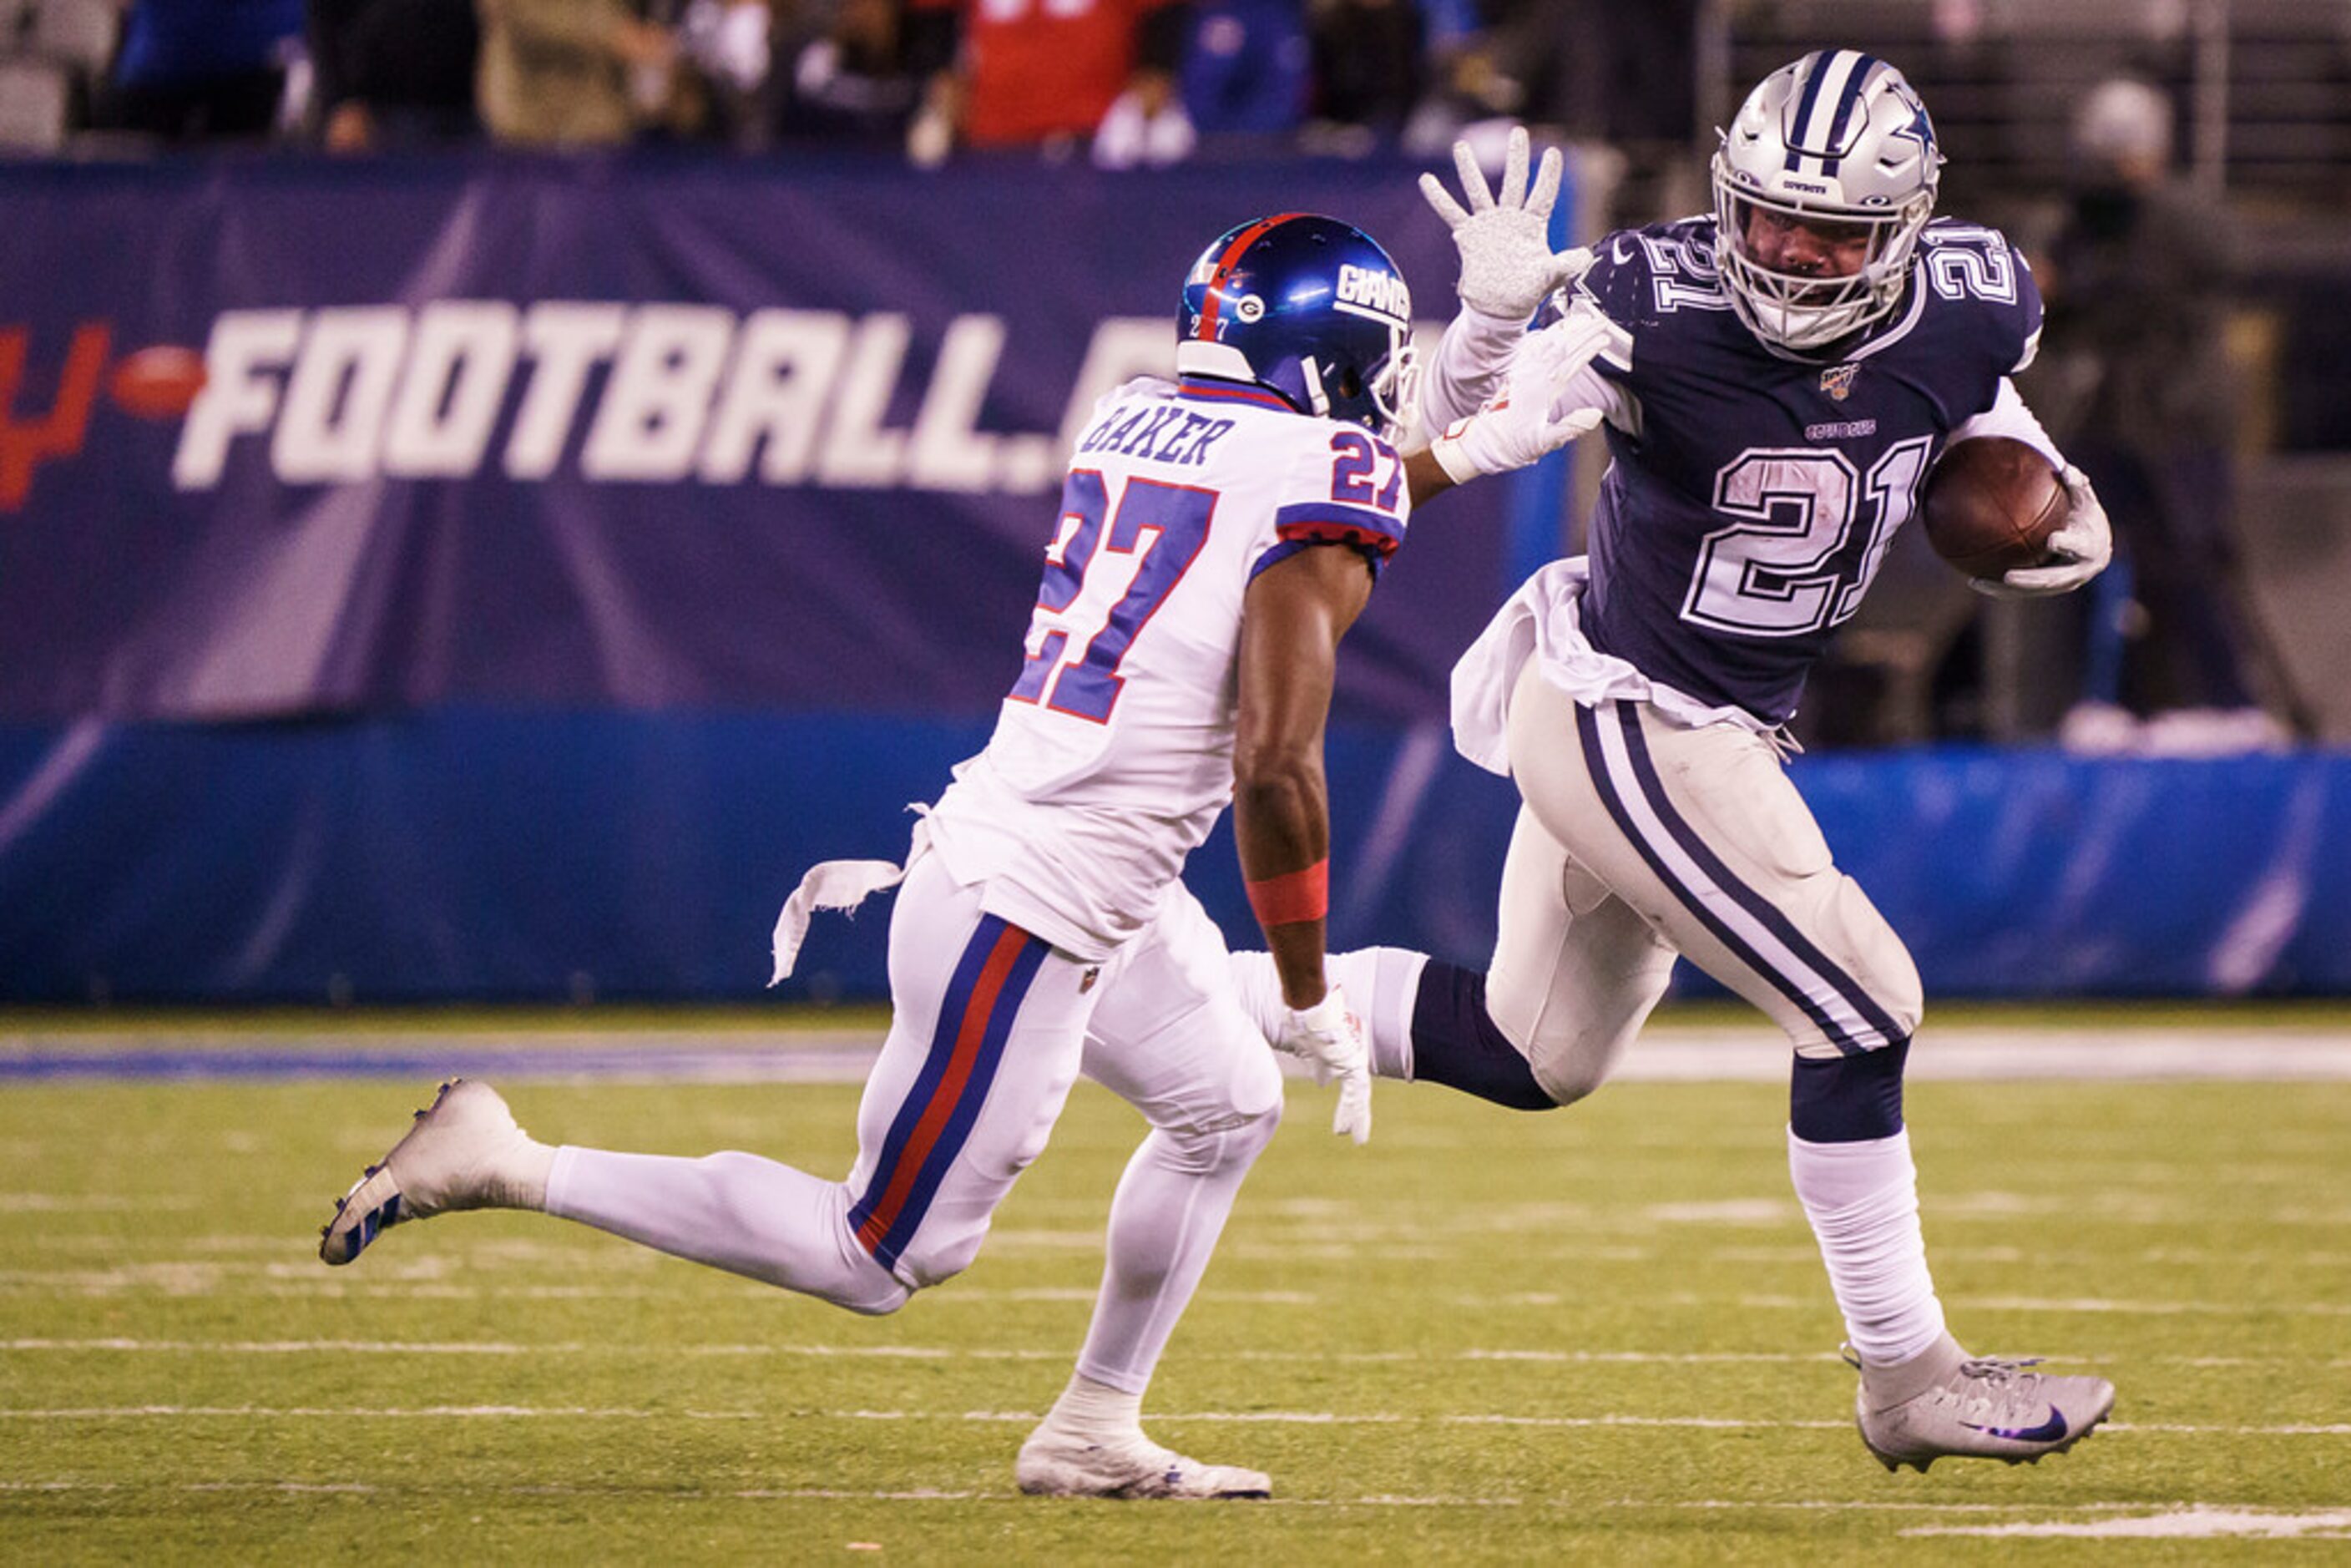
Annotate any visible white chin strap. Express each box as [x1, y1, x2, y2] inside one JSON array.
[[1297, 357, 1330, 417]]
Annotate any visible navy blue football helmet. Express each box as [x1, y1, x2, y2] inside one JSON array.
[[1176, 213, 1419, 442]]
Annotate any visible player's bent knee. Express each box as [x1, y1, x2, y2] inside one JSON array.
[[1226, 1043, 1286, 1127], [832, 1275, 913, 1316], [1495, 994, 1627, 1108], [1155, 1054, 1283, 1176], [1216, 1090, 1282, 1165], [888, 1227, 988, 1294], [793, 1235, 913, 1317], [1431, 965, 1566, 1110], [1530, 1049, 1608, 1108]]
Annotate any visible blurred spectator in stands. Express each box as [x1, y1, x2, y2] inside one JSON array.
[[1466, 0, 1697, 219], [778, 0, 915, 144], [1180, 0, 1309, 149], [2035, 76, 2307, 752], [619, 0, 775, 146], [475, 0, 675, 146], [1302, 0, 1421, 151], [1373, 0, 1695, 221], [1394, 0, 1524, 156], [96, 0, 304, 142], [900, 0, 1194, 169], [306, 0, 478, 149], [670, 0, 774, 144]]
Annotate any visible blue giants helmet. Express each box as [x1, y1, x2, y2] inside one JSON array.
[[1176, 213, 1419, 442]]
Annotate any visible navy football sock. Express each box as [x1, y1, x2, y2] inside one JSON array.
[[1787, 1040, 1910, 1142], [1408, 961, 1557, 1110]]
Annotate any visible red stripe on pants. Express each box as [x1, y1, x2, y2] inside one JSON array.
[[855, 923, 1032, 1257]]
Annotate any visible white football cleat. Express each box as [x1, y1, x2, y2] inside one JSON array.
[[1015, 1428, 1271, 1500], [1851, 1335, 2116, 1473], [318, 1080, 550, 1266]]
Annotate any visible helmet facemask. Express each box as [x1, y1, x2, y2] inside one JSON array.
[[1355, 325, 1420, 445], [1288, 310, 1418, 443], [1711, 171, 1934, 352]]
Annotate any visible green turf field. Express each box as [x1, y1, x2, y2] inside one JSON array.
[[4, 1064, 2348, 1561]]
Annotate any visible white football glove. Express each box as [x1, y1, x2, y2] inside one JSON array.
[[1427, 307, 1623, 482], [1271, 988, 1372, 1146], [1968, 464, 2116, 599], [1419, 126, 1595, 321]]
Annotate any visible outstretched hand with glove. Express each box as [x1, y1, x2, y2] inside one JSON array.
[[1420, 125, 1594, 322]]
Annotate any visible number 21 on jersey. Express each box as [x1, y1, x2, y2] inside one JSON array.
[[1009, 470, 1215, 723], [1683, 438, 1933, 636]]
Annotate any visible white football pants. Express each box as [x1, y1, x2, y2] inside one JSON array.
[[547, 851, 1283, 1395], [1490, 662, 1923, 1102]]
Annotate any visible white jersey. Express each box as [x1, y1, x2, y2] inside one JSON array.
[[924, 375, 1412, 961]]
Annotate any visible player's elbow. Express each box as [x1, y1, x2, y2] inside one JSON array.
[[1231, 739, 1321, 821]]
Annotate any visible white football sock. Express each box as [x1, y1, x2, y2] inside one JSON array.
[[545, 1146, 908, 1314], [1071, 1114, 1276, 1395], [1229, 946, 1425, 1080], [1038, 1372, 1144, 1440], [498, 1138, 557, 1211], [1787, 1128, 1947, 1368], [1327, 946, 1428, 1081]]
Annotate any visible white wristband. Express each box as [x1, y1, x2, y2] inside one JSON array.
[[1428, 427, 1484, 484]]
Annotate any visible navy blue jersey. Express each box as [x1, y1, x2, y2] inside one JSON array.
[[1573, 215, 2042, 725]]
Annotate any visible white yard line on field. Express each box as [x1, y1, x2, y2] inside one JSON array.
[[13, 1259, 2351, 1320], [0, 1476, 2344, 1530], [9, 1338, 2348, 1373], [0, 1405, 2342, 1438], [1904, 1506, 2351, 1539]]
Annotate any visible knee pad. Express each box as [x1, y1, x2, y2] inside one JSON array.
[[1531, 1048, 1610, 1109], [1155, 1050, 1283, 1176], [834, 1273, 913, 1317], [1795, 873, 1923, 1051], [1482, 975, 1619, 1108], [887, 1225, 986, 1295], [1224, 1043, 1286, 1129]]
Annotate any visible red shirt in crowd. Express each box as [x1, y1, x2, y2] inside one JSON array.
[[911, 0, 1182, 147]]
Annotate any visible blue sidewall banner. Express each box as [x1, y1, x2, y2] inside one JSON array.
[[3, 153, 2347, 1004]]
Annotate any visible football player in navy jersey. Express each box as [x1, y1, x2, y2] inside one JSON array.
[[1240, 58, 2120, 1471]]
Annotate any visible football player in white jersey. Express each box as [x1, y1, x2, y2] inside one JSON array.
[[316, 214, 1610, 1498], [1239, 65, 2119, 1473]]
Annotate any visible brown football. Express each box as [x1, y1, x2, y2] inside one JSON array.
[[1919, 436, 2070, 578]]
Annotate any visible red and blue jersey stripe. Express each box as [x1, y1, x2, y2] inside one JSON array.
[[1176, 375, 1296, 413]]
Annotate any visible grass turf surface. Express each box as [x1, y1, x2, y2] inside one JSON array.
[[3, 1068, 2348, 1561]]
